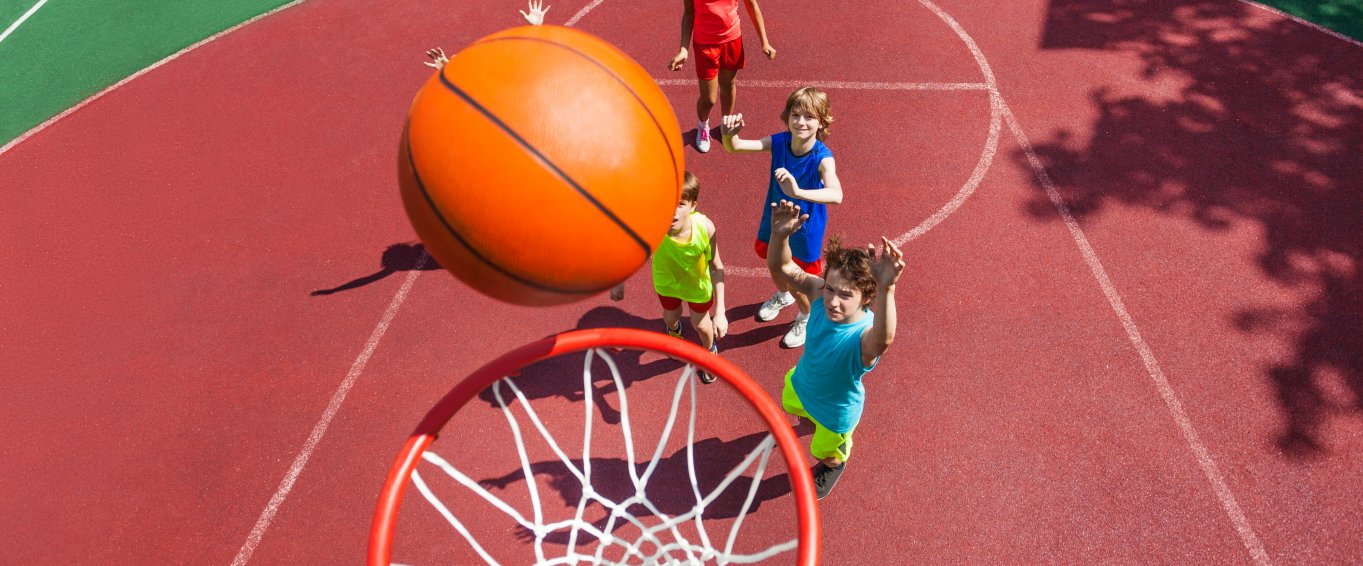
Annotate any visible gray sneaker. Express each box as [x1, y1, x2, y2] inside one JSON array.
[[757, 292, 795, 322], [812, 462, 846, 500], [781, 316, 808, 348]]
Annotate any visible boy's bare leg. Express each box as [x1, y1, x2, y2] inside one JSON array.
[[690, 311, 715, 350], [663, 307, 684, 333], [717, 68, 739, 116], [696, 78, 719, 125], [820, 456, 843, 467]]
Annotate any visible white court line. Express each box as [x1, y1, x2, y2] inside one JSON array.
[[655, 78, 988, 91], [1235, 0, 1363, 49], [0, 0, 48, 45], [1002, 102, 1272, 564], [230, 254, 430, 566], [0, 0, 306, 158]]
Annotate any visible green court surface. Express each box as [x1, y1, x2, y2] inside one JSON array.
[[0, 0, 292, 145], [1257, 0, 1363, 41], [1, 0, 1359, 148]]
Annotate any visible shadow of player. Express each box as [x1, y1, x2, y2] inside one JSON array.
[[478, 431, 795, 545], [476, 306, 686, 424], [310, 242, 440, 296]]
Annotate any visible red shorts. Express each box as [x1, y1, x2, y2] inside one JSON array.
[[693, 36, 745, 82], [658, 293, 714, 313], [754, 239, 824, 276]]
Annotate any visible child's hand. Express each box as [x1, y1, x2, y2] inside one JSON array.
[[610, 284, 625, 301], [713, 313, 728, 338], [769, 200, 808, 237], [869, 237, 906, 287], [762, 43, 776, 59], [774, 168, 799, 197], [668, 48, 688, 71], [424, 47, 449, 70], [520, 0, 550, 25], [720, 114, 744, 137]]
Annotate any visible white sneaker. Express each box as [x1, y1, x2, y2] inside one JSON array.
[[694, 125, 712, 153], [781, 316, 808, 348], [756, 292, 795, 322]]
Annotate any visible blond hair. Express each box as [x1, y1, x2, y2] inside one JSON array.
[[680, 171, 700, 204], [780, 86, 834, 140]]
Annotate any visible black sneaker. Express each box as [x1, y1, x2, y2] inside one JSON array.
[[699, 341, 719, 384], [812, 462, 846, 500], [664, 321, 683, 338]]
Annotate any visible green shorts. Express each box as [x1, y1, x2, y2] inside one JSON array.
[[781, 367, 854, 461]]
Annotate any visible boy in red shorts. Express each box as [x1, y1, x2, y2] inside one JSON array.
[[668, 0, 776, 153]]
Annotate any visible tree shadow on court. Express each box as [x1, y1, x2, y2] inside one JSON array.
[[1029, 1, 1361, 458], [475, 306, 686, 424], [309, 242, 440, 296], [478, 431, 795, 545]]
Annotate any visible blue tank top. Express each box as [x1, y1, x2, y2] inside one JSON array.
[[756, 131, 833, 263], [790, 297, 878, 433]]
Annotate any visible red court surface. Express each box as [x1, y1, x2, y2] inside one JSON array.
[[2, 0, 1360, 563]]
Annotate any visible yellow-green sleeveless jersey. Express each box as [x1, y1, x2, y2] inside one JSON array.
[[651, 211, 714, 303]]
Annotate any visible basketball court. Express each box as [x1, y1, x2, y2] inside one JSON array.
[[2, 0, 1360, 563]]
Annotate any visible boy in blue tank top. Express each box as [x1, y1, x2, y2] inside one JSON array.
[[767, 199, 905, 499], [720, 87, 843, 349]]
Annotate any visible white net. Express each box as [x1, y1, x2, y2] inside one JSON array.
[[406, 347, 798, 565]]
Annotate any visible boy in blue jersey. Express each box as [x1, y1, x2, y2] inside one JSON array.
[[720, 86, 842, 348], [767, 199, 904, 499]]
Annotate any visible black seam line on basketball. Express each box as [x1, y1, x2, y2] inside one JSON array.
[[405, 134, 616, 296], [435, 70, 653, 257], [475, 36, 681, 194]]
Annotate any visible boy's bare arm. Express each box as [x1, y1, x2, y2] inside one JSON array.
[[720, 114, 771, 153], [742, 0, 776, 59], [773, 157, 843, 204], [706, 219, 728, 338], [861, 237, 905, 367], [669, 0, 695, 71], [767, 201, 825, 298]]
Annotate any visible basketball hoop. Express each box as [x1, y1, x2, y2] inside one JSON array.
[[369, 328, 818, 565]]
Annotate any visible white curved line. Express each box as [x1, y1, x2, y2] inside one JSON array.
[[0, 0, 49, 45], [0, 0, 307, 158], [891, 0, 1002, 247]]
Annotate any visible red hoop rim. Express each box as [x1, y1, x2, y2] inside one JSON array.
[[368, 327, 819, 565]]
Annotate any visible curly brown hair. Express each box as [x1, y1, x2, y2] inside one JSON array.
[[822, 234, 876, 304]]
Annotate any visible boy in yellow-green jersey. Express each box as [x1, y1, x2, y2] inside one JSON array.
[[612, 171, 728, 382]]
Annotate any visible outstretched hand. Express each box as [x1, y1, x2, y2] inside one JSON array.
[[868, 237, 906, 287], [774, 167, 798, 197], [720, 114, 745, 138], [424, 47, 449, 69], [769, 200, 808, 238], [520, 0, 550, 25]]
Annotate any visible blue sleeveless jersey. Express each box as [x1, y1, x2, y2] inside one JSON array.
[[791, 297, 878, 433], [756, 131, 833, 263]]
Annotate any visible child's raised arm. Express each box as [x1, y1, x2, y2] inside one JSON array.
[[721, 114, 771, 154], [766, 200, 824, 298], [860, 237, 905, 367]]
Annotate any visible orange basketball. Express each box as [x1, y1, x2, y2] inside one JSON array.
[[399, 25, 684, 306]]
